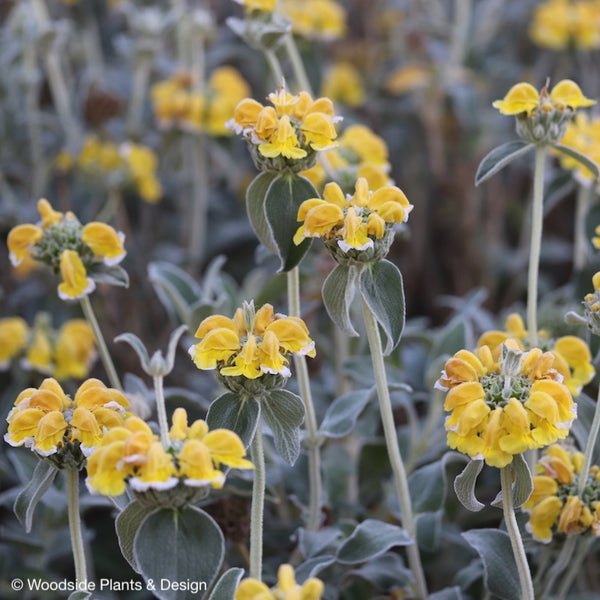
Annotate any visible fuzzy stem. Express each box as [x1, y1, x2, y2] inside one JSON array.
[[449, 0, 472, 68], [578, 381, 600, 496], [288, 267, 323, 530], [153, 374, 170, 449], [187, 132, 209, 271], [527, 144, 547, 347], [501, 465, 535, 600], [249, 425, 266, 580], [360, 294, 428, 598], [67, 468, 88, 584], [283, 33, 312, 94], [264, 48, 284, 85], [126, 48, 154, 139], [79, 295, 122, 391], [573, 182, 593, 273]]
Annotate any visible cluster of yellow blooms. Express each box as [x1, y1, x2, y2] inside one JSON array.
[[86, 408, 253, 502], [583, 272, 600, 335], [188, 302, 315, 385], [151, 67, 250, 136], [529, 0, 600, 51], [234, 0, 346, 41], [293, 177, 412, 262], [4, 378, 129, 465], [57, 136, 162, 204], [493, 79, 595, 144], [227, 85, 340, 171], [301, 124, 393, 192], [477, 313, 595, 397], [7, 199, 126, 301], [557, 112, 600, 183], [525, 444, 600, 542], [235, 564, 324, 600], [435, 342, 576, 468], [321, 62, 365, 108], [0, 316, 95, 380]]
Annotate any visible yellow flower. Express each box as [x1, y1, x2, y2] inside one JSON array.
[[4, 378, 127, 461], [23, 327, 53, 374], [58, 250, 96, 300], [235, 564, 324, 600], [86, 408, 252, 500], [53, 320, 96, 380], [550, 79, 597, 110], [7, 224, 43, 266], [557, 112, 600, 181], [386, 64, 430, 95], [528, 496, 563, 542], [122, 143, 162, 204], [436, 344, 576, 467], [283, 0, 346, 40], [476, 313, 595, 395], [321, 62, 365, 107], [492, 83, 541, 116], [233, 0, 277, 12], [189, 302, 315, 383], [81, 222, 126, 266], [259, 115, 307, 160], [0, 317, 28, 368]]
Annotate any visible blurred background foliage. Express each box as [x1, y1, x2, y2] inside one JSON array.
[[2, 0, 600, 598]]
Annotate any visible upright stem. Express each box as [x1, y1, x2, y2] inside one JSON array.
[[187, 132, 209, 271], [555, 535, 595, 600], [66, 468, 88, 584], [249, 425, 266, 580], [79, 295, 122, 391], [573, 183, 593, 273], [360, 295, 428, 599], [527, 144, 548, 347], [541, 535, 577, 598], [578, 382, 600, 496], [283, 33, 312, 94], [288, 267, 323, 531], [500, 465, 535, 600], [153, 374, 170, 449]]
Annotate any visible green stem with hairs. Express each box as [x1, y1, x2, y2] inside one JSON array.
[[527, 144, 548, 347], [360, 294, 428, 598], [79, 295, 122, 391], [67, 468, 88, 584], [573, 182, 594, 273], [153, 374, 170, 449], [249, 424, 266, 579], [501, 465, 535, 600], [288, 266, 323, 531]]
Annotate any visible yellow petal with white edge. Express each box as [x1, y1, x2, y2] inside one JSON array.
[[58, 250, 96, 300], [443, 381, 485, 410], [81, 222, 126, 266], [7, 224, 43, 266], [34, 411, 68, 455], [4, 408, 45, 446], [203, 429, 254, 469], [193, 314, 238, 338]]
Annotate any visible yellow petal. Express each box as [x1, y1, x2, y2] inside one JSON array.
[[550, 79, 596, 110], [58, 250, 96, 300], [492, 82, 540, 115], [7, 224, 43, 266], [81, 222, 126, 265]]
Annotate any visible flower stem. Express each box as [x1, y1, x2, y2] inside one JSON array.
[[578, 381, 600, 496], [187, 132, 209, 271], [249, 424, 266, 580], [67, 468, 88, 584], [500, 465, 535, 600], [527, 144, 547, 347], [288, 267, 323, 530], [573, 182, 593, 273], [79, 295, 122, 391], [360, 294, 428, 598], [540, 535, 577, 598], [283, 33, 312, 93], [153, 374, 170, 449]]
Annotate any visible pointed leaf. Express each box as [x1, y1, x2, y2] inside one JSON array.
[[264, 173, 316, 271], [491, 453, 533, 509], [322, 263, 359, 336], [475, 141, 535, 186], [115, 500, 158, 573], [319, 389, 373, 438], [134, 506, 224, 600], [14, 460, 58, 532], [260, 389, 305, 465], [206, 393, 261, 449], [409, 459, 447, 513], [88, 263, 130, 288], [462, 529, 521, 600], [359, 259, 405, 354], [114, 332, 150, 371], [337, 519, 412, 564], [207, 568, 245, 600], [246, 171, 280, 254], [553, 143, 600, 179], [454, 459, 485, 512]]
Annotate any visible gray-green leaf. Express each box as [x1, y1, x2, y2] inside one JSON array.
[[322, 263, 359, 336], [260, 389, 306, 465], [337, 519, 412, 564], [134, 506, 224, 600], [359, 259, 405, 355], [206, 568, 244, 600], [14, 460, 58, 532], [88, 263, 129, 288], [319, 389, 373, 438], [491, 453, 533, 509], [454, 459, 485, 512], [115, 500, 158, 573], [462, 529, 521, 600], [475, 141, 535, 186], [553, 142, 600, 179], [246, 172, 279, 255], [206, 392, 261, 449]]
